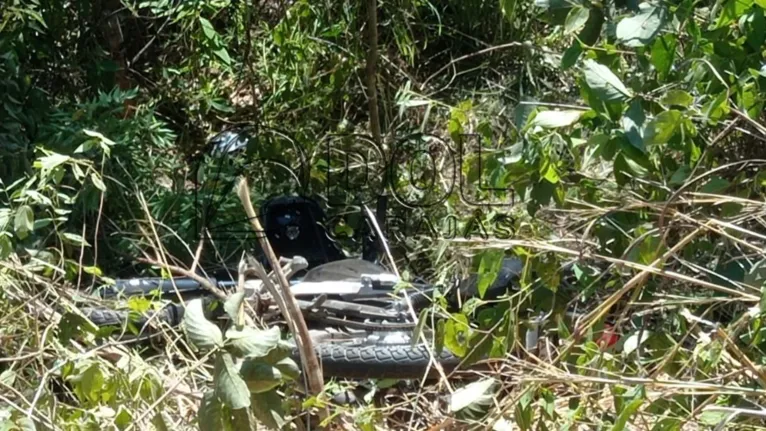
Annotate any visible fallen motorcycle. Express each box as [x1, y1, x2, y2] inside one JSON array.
[[78, 128, 524, 381]]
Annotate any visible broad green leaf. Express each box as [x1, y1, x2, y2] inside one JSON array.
[[643, 110, 681, 146], [621, 100, 645, 152], [36, 154, 70, 172], [183, 299, 223, 351], [565, 6, 590, 34], [661, 90, 693, 107], [616, 4, 667, 47], [199, 17, 217, 40], [531, 110, 583, 128], [225, 326, 281, 358], [449, 378, 498, 413], [561, 42, 582, 70], [444, 314, 470, 357], [251, 390, 286, 430], [68, 363, 104, 404], [239, 359, 282, 393], [700, 176, 731, 193], [717, 0, 755, 28], [274, 358, 300, 381], [198, 391, 227, 431], [651, 35, 676, 80], [214, 352, 251, 410], [477, 250, 504, 298], [744, 8, 765, 51], [582, 60, 633, 102], [14, 205, 33, 239], [114, 407, 133, 430], [223, 290, 245, 325], [699, 410, 730, 426]]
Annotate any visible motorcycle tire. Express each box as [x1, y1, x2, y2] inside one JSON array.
[[308, 342, 461, 380], [81, 304, 185, 329]]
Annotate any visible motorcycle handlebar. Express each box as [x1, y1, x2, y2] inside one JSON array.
[[97, 277, 217, 299]]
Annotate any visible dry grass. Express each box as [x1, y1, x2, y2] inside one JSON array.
[[3, 179, 766, 430]]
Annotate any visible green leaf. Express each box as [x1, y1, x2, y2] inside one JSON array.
[[643, 110, 682, 146], [615, 4, 667, 47], [650, 35, 676, 80], [669, 165, 691, 185], [183, 299, 224, 351], [214, 352, 251, 410], [542, 163, 560, 184], [225, 326, 282, 358], [582, 60, 633, 102], [661, 90, 693, 108], [717, 0, 755, 28], [622, 99, 645, 152], [223, 290, 245, 324], [561, 42, 583, 70], [702, 92, 730, 123], [198, 391, 228, 431], [565, 6, 590, 34], [700, 176, 731, 193], [214, 48, 231, 66], [744, 8, 766, 51], [83, 266, 102, 276], [37, 153, 70, 172], [531, 110, 583, 128], [83, 130, 116, 147], [13, 417, 35, 431], [199, 17, 217, 40], [477, 250, 504, 298], [612, 397, 644, 431], [699, 410, 730, 426], [0, 236, 11, 259], [239, 359, 282, 393], [115, 406, 133, 430], [0, 370, 16, 387], [251, 390, 286, 430], [61, 232, 90, 247], [274, 358, 300, 381], [91, 173, 106, 192], [14, 205, 33, 239], [444, 314, 470, 357]]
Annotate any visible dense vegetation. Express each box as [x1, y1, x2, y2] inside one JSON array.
[[2, 0, 766, 429]]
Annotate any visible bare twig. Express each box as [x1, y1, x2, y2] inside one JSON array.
[[137, 257, 227, 300]]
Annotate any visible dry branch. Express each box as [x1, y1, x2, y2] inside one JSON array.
[[235, 178, 326, 404]]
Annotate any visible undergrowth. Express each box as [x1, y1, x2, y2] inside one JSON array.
[[2, 0, 766, 429]]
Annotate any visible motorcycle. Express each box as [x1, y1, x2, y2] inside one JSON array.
[[78, 128, 524, 380]]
